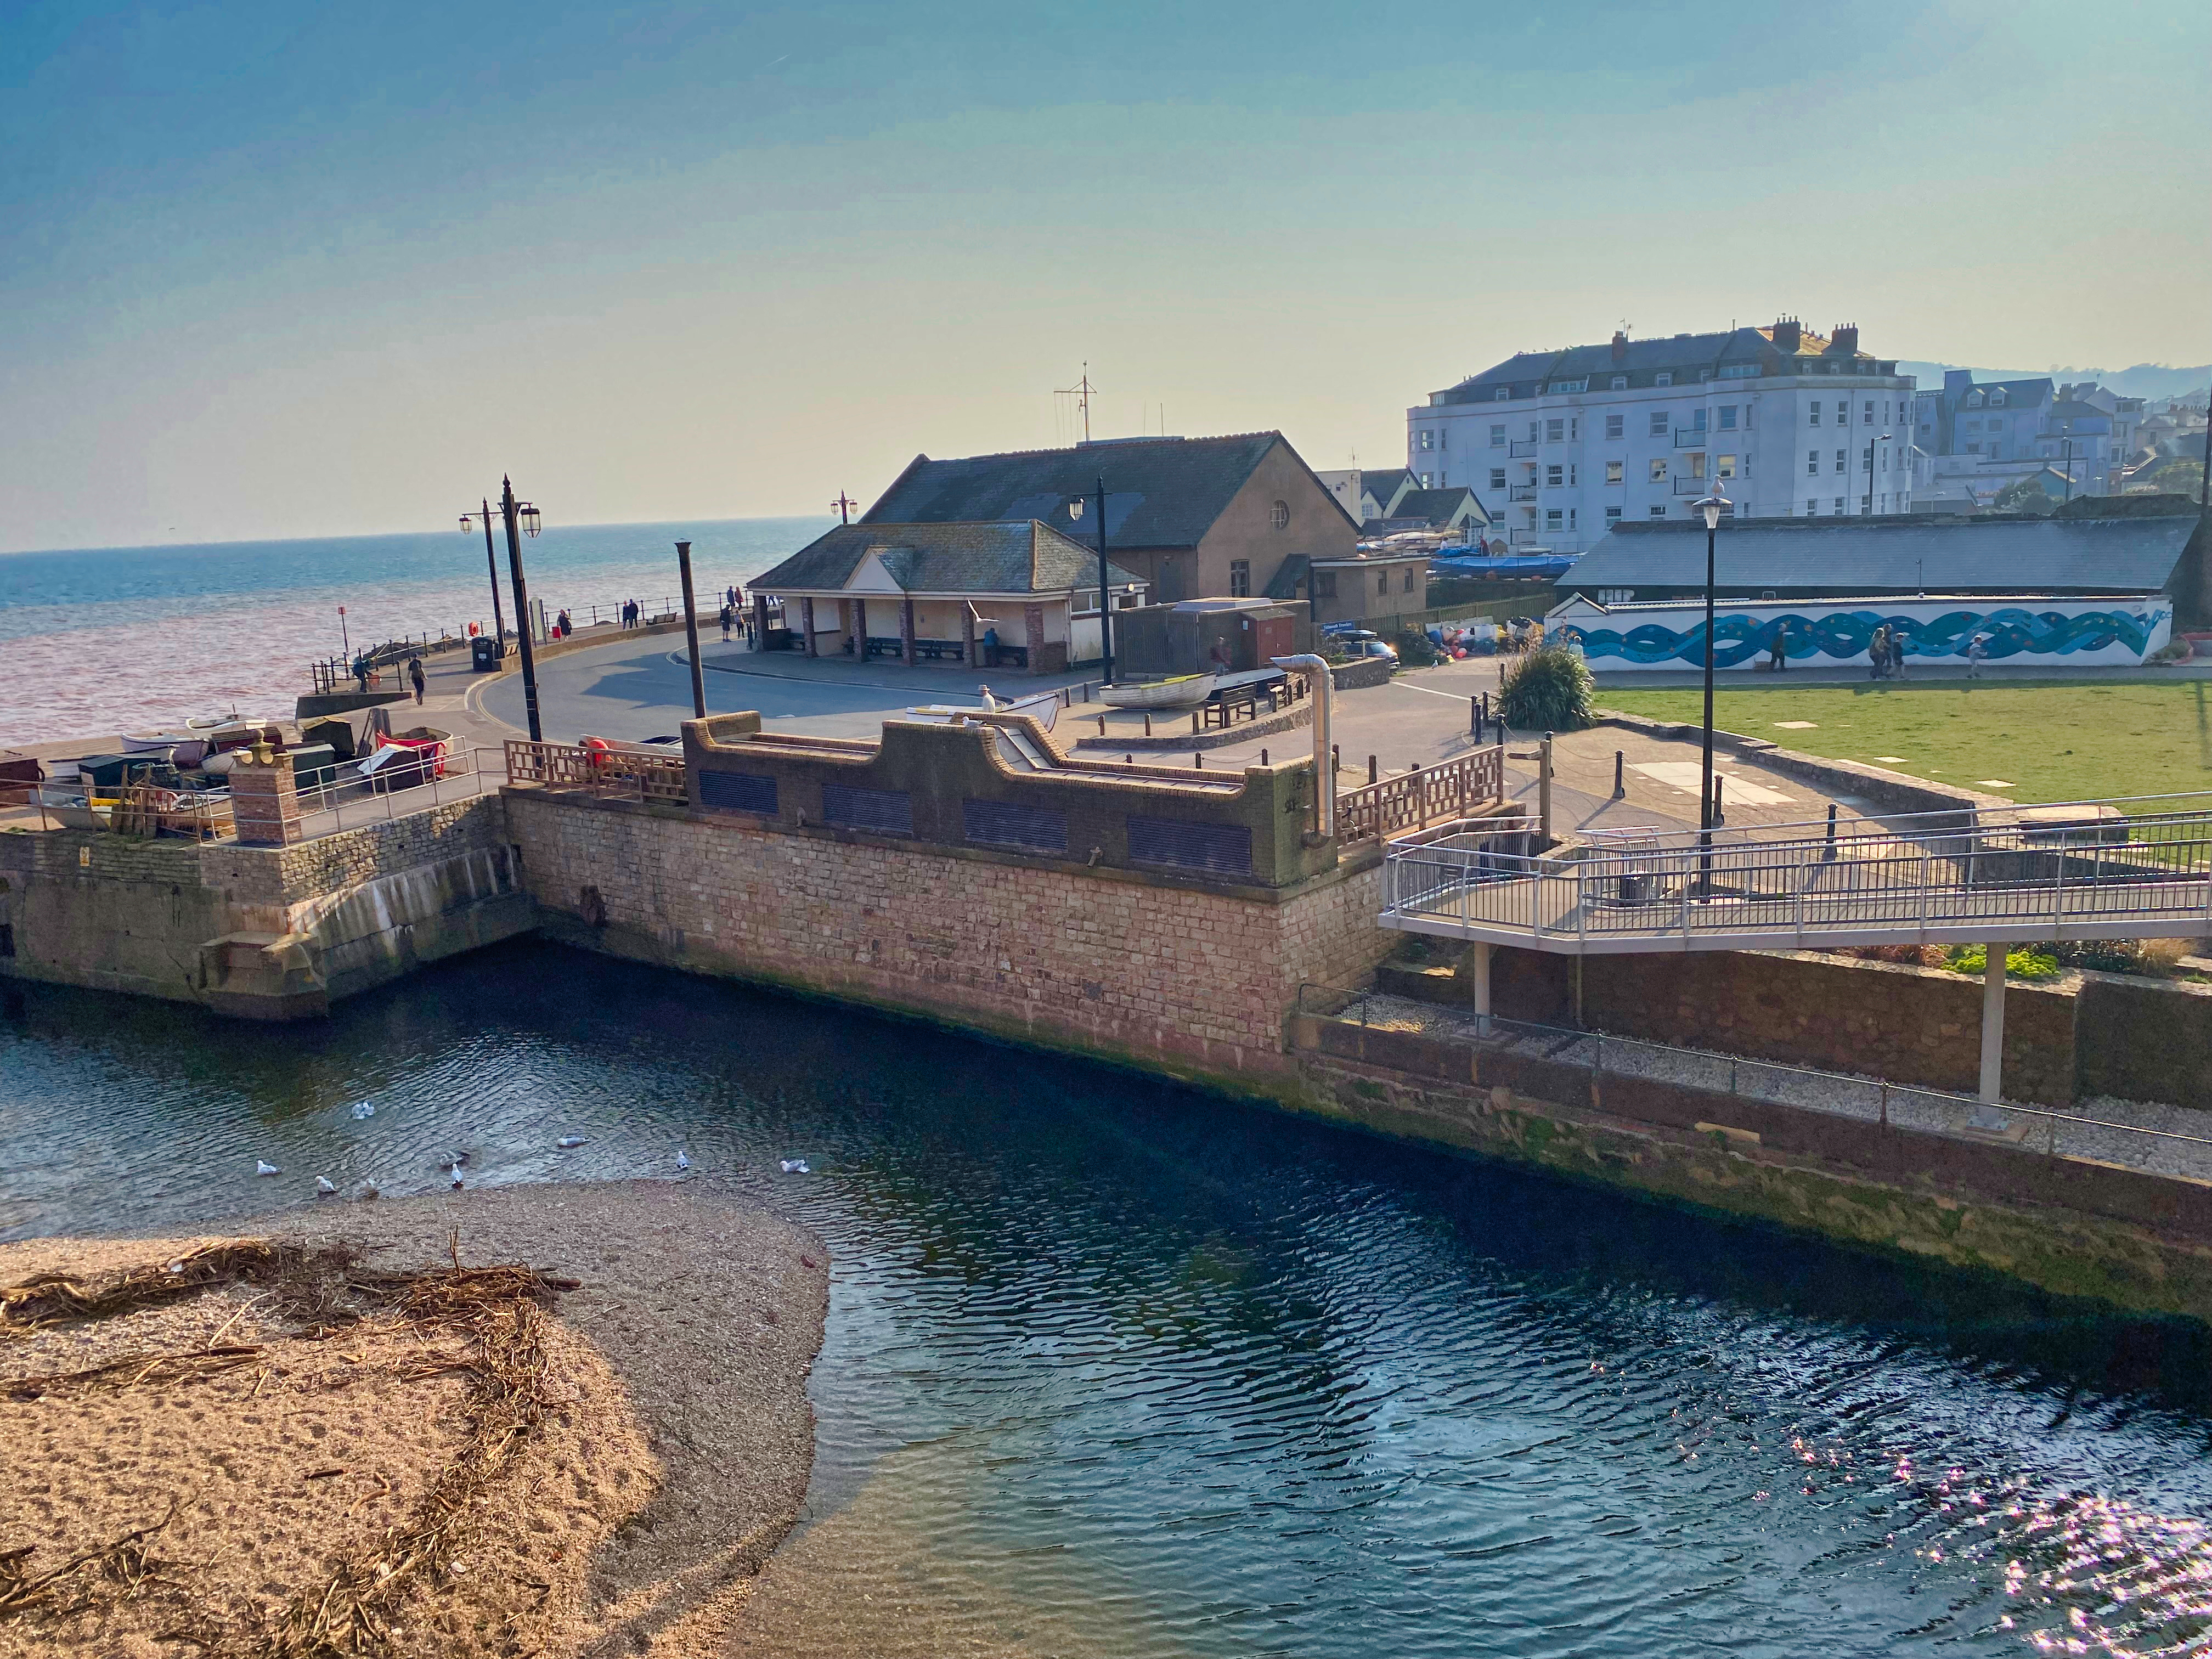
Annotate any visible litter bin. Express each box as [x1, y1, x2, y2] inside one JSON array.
[[471, 636, 504, 672]]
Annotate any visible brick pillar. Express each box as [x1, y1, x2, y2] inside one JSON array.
[[961, 605, 977, 667], [229, 748, 302, 846], [900, 596, 917, 667], [851, 598, 867, 659], [801, 596, 818, 657], [750, 592, 769, 648], [1024, 603, 1047, 675]]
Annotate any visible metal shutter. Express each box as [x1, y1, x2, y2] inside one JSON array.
[[820, 782, 913, 836], [1126, 816, 1252, 875], [697, 770, 778, 815], [963, 798, 1068, 853]]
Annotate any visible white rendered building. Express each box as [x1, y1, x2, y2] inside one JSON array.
[[1406, 320, 1917, 555]]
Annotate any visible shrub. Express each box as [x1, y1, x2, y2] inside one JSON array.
[[1942, 944, 2062, 981], [1393, 627, 1442, 668], [1841, 944, 1946, 967], [1497, 643, 1596, 732]]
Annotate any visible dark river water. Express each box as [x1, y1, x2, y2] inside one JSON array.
[[5, 940, 2212, 1657]]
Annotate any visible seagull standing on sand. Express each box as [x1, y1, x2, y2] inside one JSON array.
[[448, 1163, 464, 1190], [315, 1176, 337, 1197]]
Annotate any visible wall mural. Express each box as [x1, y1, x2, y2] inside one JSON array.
[[1559, 604, 2172, 669]]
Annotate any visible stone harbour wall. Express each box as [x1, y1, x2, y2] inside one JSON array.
[[504, 788, 1396, 1090]]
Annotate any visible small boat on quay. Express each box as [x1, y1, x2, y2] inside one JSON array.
[[1097, 673, 1216, 710]]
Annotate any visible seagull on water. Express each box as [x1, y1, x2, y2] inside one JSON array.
[[557, 1135, 588, 1149], [675, 1149, 691, 1171], [315, 1175, 338, 1197], [349, 1101, 375, 1120], [778, 1158, 810, 1175], [256, 1160, 280, 1177]]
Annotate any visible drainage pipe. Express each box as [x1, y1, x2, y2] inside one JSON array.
[[1271, 654, 1334, 840]]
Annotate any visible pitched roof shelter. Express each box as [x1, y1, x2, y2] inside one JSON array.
[[751, 520, 1141, 599]]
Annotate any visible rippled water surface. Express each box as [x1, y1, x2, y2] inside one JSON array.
[[5, 943, 2212, 1657]]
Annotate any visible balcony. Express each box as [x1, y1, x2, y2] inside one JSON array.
[[1672, 476, 1710, 495], [1674, 428, 1709, 448], [1508, 484, 1537, 502], [1509, 439, 1538, 459]]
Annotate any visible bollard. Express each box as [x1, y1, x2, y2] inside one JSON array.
[[1712, 774, 1726, 826], [1125, 754, 1133, 765], [1192, 711, 1200, 735], [1144, 714, 1152, 737], [1194, 752, 1204, 770], [1539, 732, 1554, 843], [1261, 748, 1269, 765], [1097, 714, 1107, 736], [1824, 802, 1838, 861], [1368, 754, 1379, 786], [1613, 750, 1626, 799], [1470, 697, 1480, 735], [1331, 743, 1340, 776]]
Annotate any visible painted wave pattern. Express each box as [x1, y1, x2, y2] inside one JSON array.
[[1562, 606, 2170, 668]]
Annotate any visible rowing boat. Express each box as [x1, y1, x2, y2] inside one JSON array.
[[1097, 673, 1217, 710]]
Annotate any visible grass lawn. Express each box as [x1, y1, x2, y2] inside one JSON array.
[[1598, 679, 2212, 805]]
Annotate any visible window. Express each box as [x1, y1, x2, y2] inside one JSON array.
[[1860, 445, 1872, 472], [1228, 560, 1250, 597], [1807, 449, 1819, 475], [1809, 403, 1821, 426], [1806, 498, 1817, 515], [1549, 379, 1587, 393], [1656, 372, 1673, 386], [1605, 505, 1623, 523], [1270, 500, 1289, 529], [1966, 442, 1981, 454], [1962, 418, 1977, 432], [1835, 449, 1847, 472], [1528, 421, 1539, 441], [1545, 509, 1563, 531], [1720, 362, 1758, 379], [1376, 571, 1388, 595], [1990, 390, 2006, 407], [1313, 571, 1338, 599], [1863, 401, 1874, 420], [1685, 454, 1706, 478], [1568, 508, 1578, 529], [1605, 413, 1624, 439], [1401, 569, 1415, 592], [1648, 411, 1669, 436], [1605, 459, 1623, 483], [1418, 473, 1430, 488], [1719, 405, 1737, 430], [1649, 458, 1667, 481], [1833, 496, 1845, 512], [1547, 417, 1565, 441], [1717, 455, 1736, 478], [1569, 464, 1578, 486], [1494, 387, 1510, 401], [1649, 505, 1667, 518], [1438, 427, 1447, 449], [1691, 408, 1707, 432], [1611, 375, 1627, 390], [1489, 423, 1506, 447], [1547, 464, 1563, 486], [1489, 467, 1506, 489]]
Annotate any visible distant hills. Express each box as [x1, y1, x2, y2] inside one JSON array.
[[1896, 360, 2210, 401]]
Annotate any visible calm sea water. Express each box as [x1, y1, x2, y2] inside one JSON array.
[[5, 942, 2211, 1656], [0, 517, 830, 747]]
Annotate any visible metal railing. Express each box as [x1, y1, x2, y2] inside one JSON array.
[[1509, 439, 1538, 458], [504, 738, 689, 806], [1294, 985, 2212, 1176], [1673, 428, 1709, 448], [1381, 794, 2212, 952], [1671, 475, 1709, 494], [1508, 484, 1538, 502], [1338, 746, 1508, 844]]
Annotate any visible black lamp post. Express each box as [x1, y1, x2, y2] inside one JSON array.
[[462, 478, 544, 742], [1072, 477, 1115, 684], [1691, 483, 1731, 880]]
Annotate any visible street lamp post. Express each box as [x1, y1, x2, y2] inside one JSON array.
[[462, 478, 544, 742], [1691, 483, 1731, 890], [459, 498, 508, 653], [1865, 431, 1892, 516]]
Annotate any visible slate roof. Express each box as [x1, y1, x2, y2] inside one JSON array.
[[1263, 554, 1311, 601], [752, 521, 1143, 596], [1435, 324, 1880, 404], [1359, 467, 1417, 510], [1390, 487, 1483, 526], [862, 433, 1353, 549], [1561, 514, 2196, 595]]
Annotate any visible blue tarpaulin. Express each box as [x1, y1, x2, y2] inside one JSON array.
[[1431, 554, 1578, 579]]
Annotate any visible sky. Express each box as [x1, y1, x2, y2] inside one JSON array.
[[3, 0, 2207, 554]]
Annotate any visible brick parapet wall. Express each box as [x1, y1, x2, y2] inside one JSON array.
[[504, 790, 1395, 1077]]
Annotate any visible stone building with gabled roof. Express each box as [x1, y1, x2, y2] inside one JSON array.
[[861, 431, 1378, 613], [749, 519, 1147, 674]]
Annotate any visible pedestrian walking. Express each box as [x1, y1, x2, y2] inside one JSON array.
[[1891, 628, 1909, 680], [407, 655, 426, 705], [353, 652, 372, 694], [1768, 623, 1788, 673], [556, 608, 572, 639], [1867, 624, 1890, 680], [1965, 634, 1987, 679], [719, 603, 733, 642]]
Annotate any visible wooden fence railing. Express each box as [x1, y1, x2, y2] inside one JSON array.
[[1338, 745, 1504, 843], [504, 740, 688, 806]]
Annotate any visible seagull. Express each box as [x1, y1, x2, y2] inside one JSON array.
[[350, 1101, 375, 1120], [675, 1150, 691, 1171], [355, 1180, 380, 1201], [448, 1164, 464, 1190], [778, 1158, 810, 1175], [256, 1160, 280, 1177], [315, 1175, 338, 1197], [557, 1135, 588, 1149], [444, 1149, 469, 1167]]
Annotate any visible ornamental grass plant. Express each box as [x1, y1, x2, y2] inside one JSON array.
[[1498, 642, 1597, 732]]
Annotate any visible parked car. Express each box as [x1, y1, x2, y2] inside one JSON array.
[[1340, 639, 1399, 664]]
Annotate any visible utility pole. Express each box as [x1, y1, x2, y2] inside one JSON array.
[[499, 476, 544, 743], [832, 490, 857, 526], [1093, 474, 1114, 686], [1058, 364, 1096, 445], [675, 540, 706, 719], [475, 499, 507, 648]]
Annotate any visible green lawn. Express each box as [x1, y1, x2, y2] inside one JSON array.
[[1599, 680, 2212, 805]]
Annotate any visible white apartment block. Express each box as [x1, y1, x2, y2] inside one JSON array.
[[1406, 319, 1917, 555]]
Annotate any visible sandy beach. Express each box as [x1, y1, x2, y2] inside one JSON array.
[[0, 1178, 828, 1658]]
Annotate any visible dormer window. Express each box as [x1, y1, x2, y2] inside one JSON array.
[[1967, 391, 1983, 407], [1990, 391, 2007, 407], [1494, 387, 1510, 402], [1655, 372, 1673, 387]]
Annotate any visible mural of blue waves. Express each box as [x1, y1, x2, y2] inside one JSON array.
[[1562, 605, 2170, 668]]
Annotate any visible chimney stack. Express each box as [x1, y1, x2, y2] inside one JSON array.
[[1611, 329, 1628, 363], [1835, 323, 1860, 358], [1770, 316, 1801, 353]]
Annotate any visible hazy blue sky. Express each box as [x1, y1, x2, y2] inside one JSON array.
[[4, 1, 2206, 551]]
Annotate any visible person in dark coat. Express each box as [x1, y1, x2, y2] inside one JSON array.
[[407, 656, 427, 704]]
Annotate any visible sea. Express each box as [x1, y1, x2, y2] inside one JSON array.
[[0, 517, 830, 749]]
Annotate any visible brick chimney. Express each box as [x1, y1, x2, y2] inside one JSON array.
[[1770, 316, 1801, 353], [1834, 323, 1860, 358], [1611, 329, 1628, 363]]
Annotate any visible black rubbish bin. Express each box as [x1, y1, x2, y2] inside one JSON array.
[[471, 636, 503, 672]]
